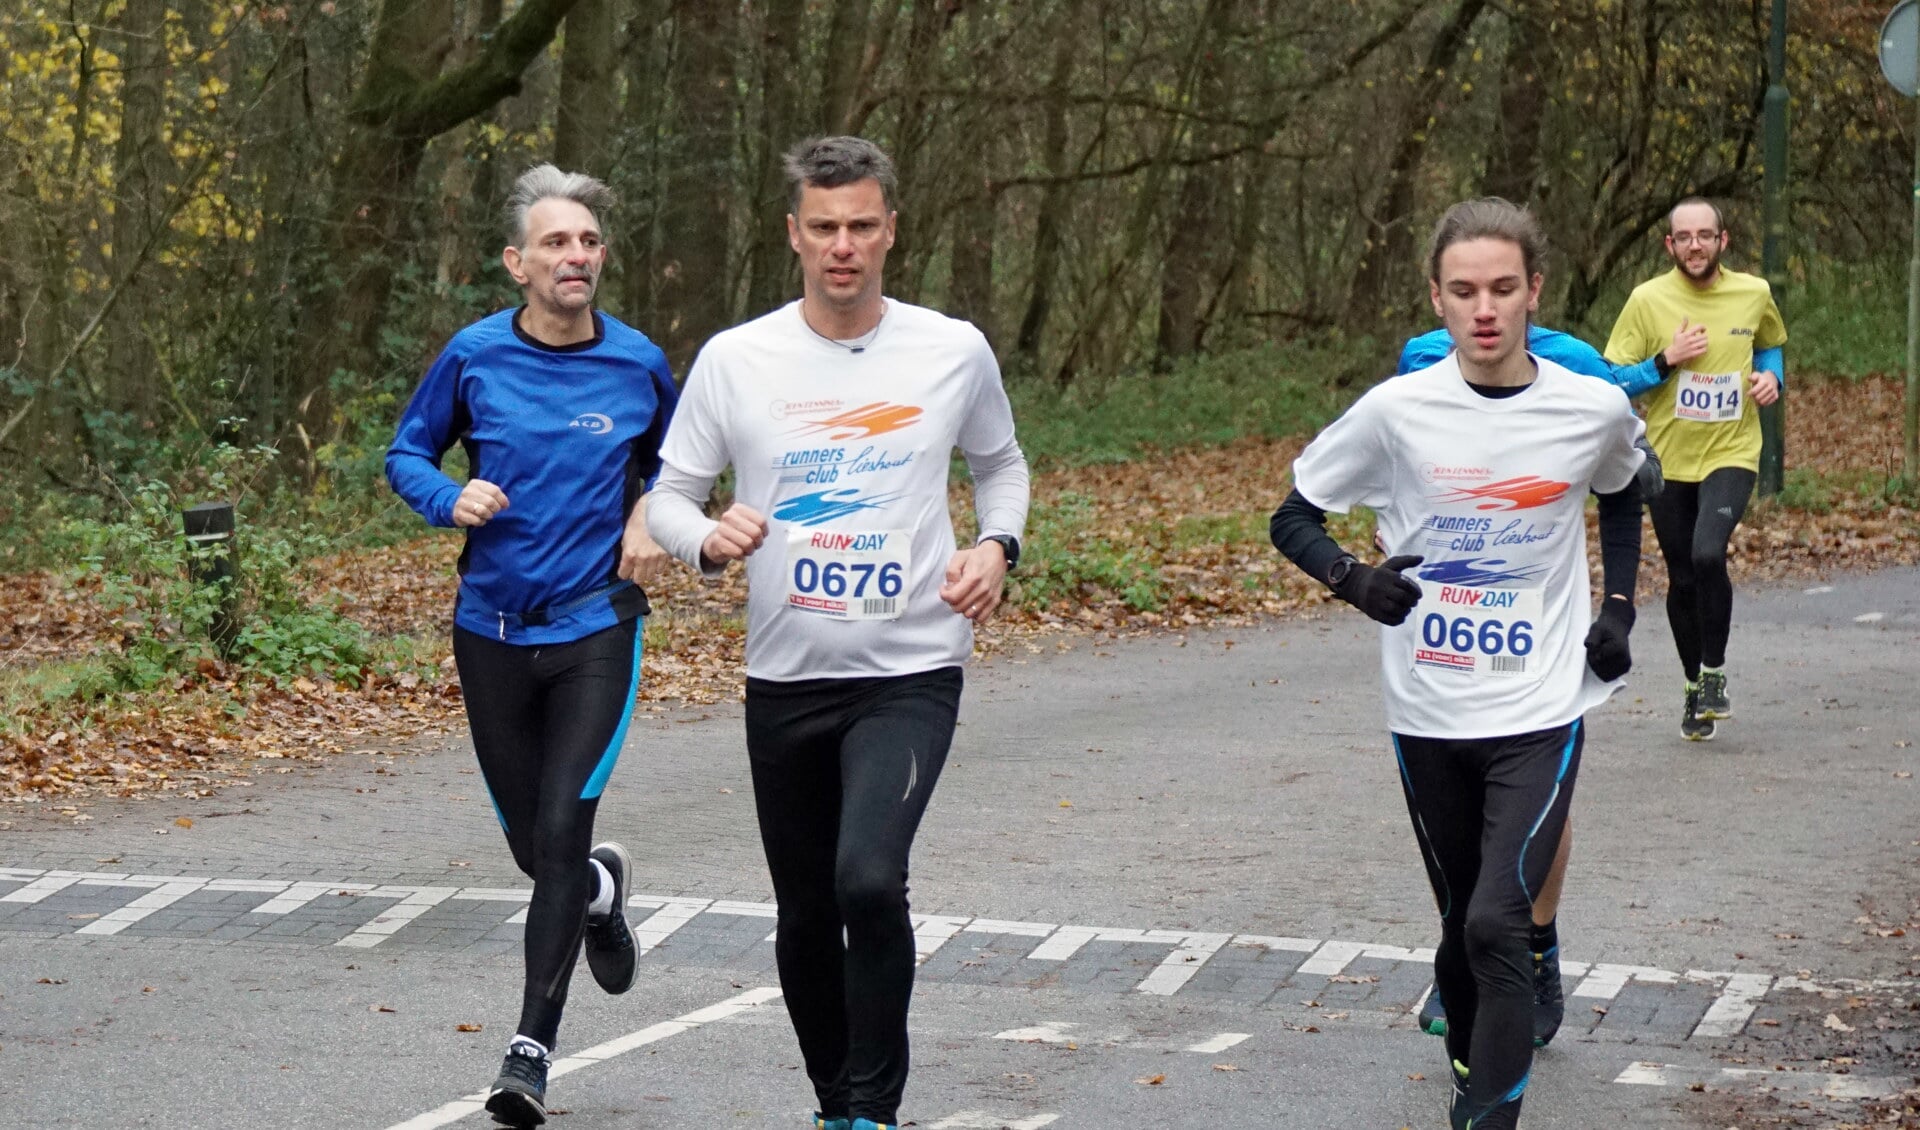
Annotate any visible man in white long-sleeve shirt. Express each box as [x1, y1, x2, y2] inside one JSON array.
[[647, 136, 1030, 1130]]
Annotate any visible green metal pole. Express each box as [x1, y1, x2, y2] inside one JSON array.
[[1759, 0, 1789, 496], [1909, 64, 1920, 483], [1910, 3, 1920, 482]]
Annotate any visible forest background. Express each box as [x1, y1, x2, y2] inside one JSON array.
[[2, 0, 1917, 797]]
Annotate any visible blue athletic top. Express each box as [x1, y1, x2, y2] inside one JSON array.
[[386, 308, 678, 645], [1397, 324, 1662, 396]]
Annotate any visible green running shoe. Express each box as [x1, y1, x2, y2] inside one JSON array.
[[1698, 669, 1731, 719], [1419, 987, 1448, 1036], [812, 1117, 851, 1130], [1532, 946, 1564, 1048], [1681, 684, 1715, 742]]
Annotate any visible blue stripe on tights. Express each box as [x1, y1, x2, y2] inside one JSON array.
[[580, 623, 643, 800], [1516, 719, 1580, 903]]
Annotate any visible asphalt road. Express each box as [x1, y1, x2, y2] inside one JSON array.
[[3, 567, 1916, 1129]]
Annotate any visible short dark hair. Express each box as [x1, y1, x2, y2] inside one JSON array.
[[1668, 196, 1725, 233], [783, 136, 897, 214], [1426, 197, 1547, 282]]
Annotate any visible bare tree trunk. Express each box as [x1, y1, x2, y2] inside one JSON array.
[[744, 0, 805, 318], [555, 0, 620, 173], [1154, 0, 1238, 368], [886, 0, 957, 305], [1010, 2, 1081, 377], [1481, 0, 1547, 205], [656, 0, 738, 370], [106, 0, 171, 421], [1346, 0, 1489, 327], [819, 0, 873, 133], [290, 0, 582, 470]]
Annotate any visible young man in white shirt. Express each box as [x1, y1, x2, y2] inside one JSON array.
[[1269, 198, 1645, 1129], [647, 136, 1029, 1130]]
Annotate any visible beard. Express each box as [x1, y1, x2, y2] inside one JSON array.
[[1670, 246, 1721, 282]]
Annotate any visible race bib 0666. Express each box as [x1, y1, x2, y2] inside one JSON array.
[[1673, 369, 1743, 423], [785, 528, 910, 620], [1411, 583, 1546, 680]]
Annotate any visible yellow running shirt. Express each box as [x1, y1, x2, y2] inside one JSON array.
[[1603, 267, 1787, 482]]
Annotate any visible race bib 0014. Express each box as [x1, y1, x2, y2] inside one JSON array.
[[1673, 369, 1743, 423], [1410, 582, 1546, 680], [785, 528, 911, 620]]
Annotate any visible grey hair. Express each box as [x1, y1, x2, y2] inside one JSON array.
[[1426, 197, 1547, 282], [505, 164, 614, 245], [782, 136, 897, 213]]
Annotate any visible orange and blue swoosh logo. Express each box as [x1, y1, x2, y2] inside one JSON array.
[[786, 402, 923, 440], [1429, 476, 1570, 511]]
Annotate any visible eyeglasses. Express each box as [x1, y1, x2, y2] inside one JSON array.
[[1671, 231, 1721, 247]]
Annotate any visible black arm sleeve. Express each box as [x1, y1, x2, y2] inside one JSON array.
[[1594, 478, 1642, 602], [1269, 488, 1350, 586]]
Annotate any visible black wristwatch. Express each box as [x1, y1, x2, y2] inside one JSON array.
[[979, 534, 1021, 573], [1325, 554, 1358, 589]]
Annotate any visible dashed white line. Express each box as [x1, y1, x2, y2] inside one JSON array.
[[1297, 939, 1436, 977], [383, 986, 781, 1130], [631, 897, 709, 953], [1185, 1032, 1251, 1054], [250, 881, 376, 915], [2, 871, 109, 903], [337, 886, 458, 948], [993, 1021, 1078, 1044], [931, 1113, 1059, 1129], [76, 878, 208, 936], [1614, 1060, 1906, 1100], [1138, 932, 1233, 996], [914, 914, 972, 964], [1689, 972, 1774, 1039], [1854, 611, 1886, 623]]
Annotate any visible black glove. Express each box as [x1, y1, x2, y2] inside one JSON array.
[[1633, 437, 1664, 499], [1332, 554, 1424, 626], [1584, 597, 1636, 680]]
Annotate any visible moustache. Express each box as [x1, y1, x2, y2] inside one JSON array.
[[555, 269, 594, 283]]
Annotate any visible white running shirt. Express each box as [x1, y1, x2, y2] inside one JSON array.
[[1292, 354, 1646, 739], [647, 300, 1030, 681]]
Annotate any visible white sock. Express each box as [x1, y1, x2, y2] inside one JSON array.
[[1701, 664, 1724, 675], [587, 858, 615, 918], [508, 1034, 549, 1061]]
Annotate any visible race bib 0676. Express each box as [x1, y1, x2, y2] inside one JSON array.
[[785, 528, 910, 620], [1673, 369, 1743, 423], [1411, 583, 1546, 681]]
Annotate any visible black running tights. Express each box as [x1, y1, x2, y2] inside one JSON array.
[[453, 618, 640, 1050], [743, 666, 964, 1126], [1395, 721, 1584, 1130], [1647, 467, 1756, 681]]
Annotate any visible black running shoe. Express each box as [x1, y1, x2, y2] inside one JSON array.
[[1448, 1060, 1470, 1130], [585, 842, 638, 994], [486, 1046, 549, 1127], [1419, 987, 1448, 1036], [1532, 947, 1564, 1048], [1681, 685, 1715, 742], [1698, 669, 1731, 719]]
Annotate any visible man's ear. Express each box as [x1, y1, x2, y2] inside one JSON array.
[[502, 245, 527, 285], [1429, 279, 1444, 320]]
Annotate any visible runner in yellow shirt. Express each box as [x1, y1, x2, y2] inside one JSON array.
[[1604, 198, 1787, 741]]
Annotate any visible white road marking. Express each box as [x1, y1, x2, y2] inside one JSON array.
[[204, 879, 294, 894], [931, 1113, 1059, 1129], [2, 870, 114, 903], [1297, 939, 1435, 977], [631, 898, 709, 953], [1614, 1060, 1906, 1100], [1137, 931, 1234, 996], [914, 914, 972, 964], [1688, 972, 1774, 1039], [1854, 611, 1885, 623], [383, 986, 781, 1130], [1027, 925, 1188, 962], [1804, 585, 1834, 594], [75, 878, 208, 935], [1232, 934, 1320, 953], [1571, 962, 1673, 1000], [965, 918, 1058, 937], [993, 1021, 1079, 1044], [337, 886, 458, 948], [1185, 1032, 1251, 1054], [250, 881, 376, 915]]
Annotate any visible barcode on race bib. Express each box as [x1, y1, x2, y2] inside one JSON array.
[[1490, 655, 1528, 674], [861, 598, 898, 617]]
